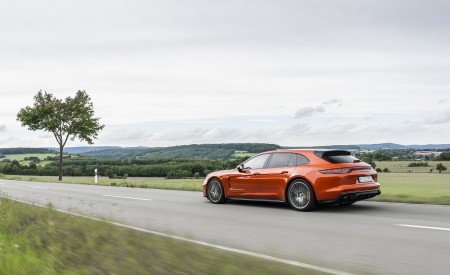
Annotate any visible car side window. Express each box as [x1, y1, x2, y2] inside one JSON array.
[[296, 154, 310, 165], [244, 154, 270, 170], [287, 154, 296, 166], [267, 153, 294, 168]]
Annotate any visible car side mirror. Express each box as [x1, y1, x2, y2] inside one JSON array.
[[237, 164, 245, 172]]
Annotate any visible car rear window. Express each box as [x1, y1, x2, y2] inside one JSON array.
[[314, 150, 360, 164]]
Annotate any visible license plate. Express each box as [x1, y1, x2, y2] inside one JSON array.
[[358, 176, 374, 183]]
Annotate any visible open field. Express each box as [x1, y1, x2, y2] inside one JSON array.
[[373, 173, 450, 205], [0, 197, 316, 275], [375, 161, 450, 173], [233, 150, 255, 158], [2, 153, 58, 167], [3, 153, 57, 161], [2, 173, 450, 205]]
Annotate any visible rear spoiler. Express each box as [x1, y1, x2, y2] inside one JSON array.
[[314, 150, 351, 159]]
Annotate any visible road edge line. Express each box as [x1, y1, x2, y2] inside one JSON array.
[[397, 224, 450, 231]]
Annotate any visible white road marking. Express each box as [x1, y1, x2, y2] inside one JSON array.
[[104, 194, 152, 201], [1, 195, 352, 275], [29, 186, 48, 190], [398, 224, 450, 232]]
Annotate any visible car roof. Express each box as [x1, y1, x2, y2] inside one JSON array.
[[255, 149, 351, 157], [270, 149, 349, 153]]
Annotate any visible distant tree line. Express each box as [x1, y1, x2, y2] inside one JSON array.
[[0, 148, 56, 155], [436, 152, 450, 161], [82, 143, 281, 159], [358, 150, 417, 161], [0, 157, 247, 178]]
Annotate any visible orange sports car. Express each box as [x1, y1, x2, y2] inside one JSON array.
[[203, 149, 380, 211]]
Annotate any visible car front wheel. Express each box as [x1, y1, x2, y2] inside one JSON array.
[[207, 179, 227, 204], [287, 179, 317, 211]]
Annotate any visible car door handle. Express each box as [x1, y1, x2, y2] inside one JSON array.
[[281, 171, 288, 174]]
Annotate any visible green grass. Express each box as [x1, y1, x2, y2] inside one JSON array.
[[233, 150, 255, 158], [0, 197, 320, 275], [375, 161, 450, 173], [372, 173, 450, 205], [2, 153, 58, 167], [0, 174, 204, 191], [3, 153, 57, 161]]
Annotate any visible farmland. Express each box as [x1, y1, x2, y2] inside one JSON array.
[[2, 153, 58, 167], [373, 173, 450, 205], [233, 150, 256, 158], [375, 161, 450, 173]]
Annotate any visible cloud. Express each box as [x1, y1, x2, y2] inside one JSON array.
[[438, 98, 448, 104], [293, 106, 326, 119], [323, 99, 343, 106], [0, 125, 6, 132], [294, 99, 343, 119], [425, 110, 450, 124], [285, 123, 311, 134]]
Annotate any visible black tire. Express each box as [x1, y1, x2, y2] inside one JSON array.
[[207, 178, 227, 204], [286, 179, 317, 211]]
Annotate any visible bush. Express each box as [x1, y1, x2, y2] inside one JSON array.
[[376, 168, 382, 172], [436, 163, 447, 173], [408, 162, 429, 167]]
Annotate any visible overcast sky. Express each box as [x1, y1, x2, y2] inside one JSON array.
[[1, 0, 449, 148]]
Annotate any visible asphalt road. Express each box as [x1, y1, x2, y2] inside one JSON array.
[[1, 179, 450, 275]]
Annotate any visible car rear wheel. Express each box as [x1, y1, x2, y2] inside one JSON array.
[[207, 179, 227, 204], [287, 179, 317, 211]]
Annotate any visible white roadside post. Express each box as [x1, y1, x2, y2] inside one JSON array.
[[95, 168, 98, 184]]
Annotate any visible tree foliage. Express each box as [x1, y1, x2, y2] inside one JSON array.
[[437, 152, 450, 161], [436, 163, 447, 173], [0, 148, 56, 155], [17, 90, 104, 180]]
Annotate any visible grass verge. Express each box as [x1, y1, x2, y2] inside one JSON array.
[[0, 197, 321, 275], [371, 173, 450, 205], [0, 174, 203, 191]]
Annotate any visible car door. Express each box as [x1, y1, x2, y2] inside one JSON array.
[[228, 153, 270, 198], [259, 153, 297, 200]]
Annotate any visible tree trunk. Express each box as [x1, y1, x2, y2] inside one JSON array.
[[59, 145, 63, 181]]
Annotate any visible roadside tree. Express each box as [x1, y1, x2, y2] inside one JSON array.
[[361, 157, 376, 169], [436, 163, 447, 174], [17, 90, 104, 181]]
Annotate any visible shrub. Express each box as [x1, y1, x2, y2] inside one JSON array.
[[408, 162, 429, 167], [436, 163, 447, 173]]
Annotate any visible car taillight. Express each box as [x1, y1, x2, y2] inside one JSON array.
[[319, 168, 352, 174]]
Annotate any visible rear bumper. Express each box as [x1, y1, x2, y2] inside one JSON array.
[[318, 189, 381, 205]]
